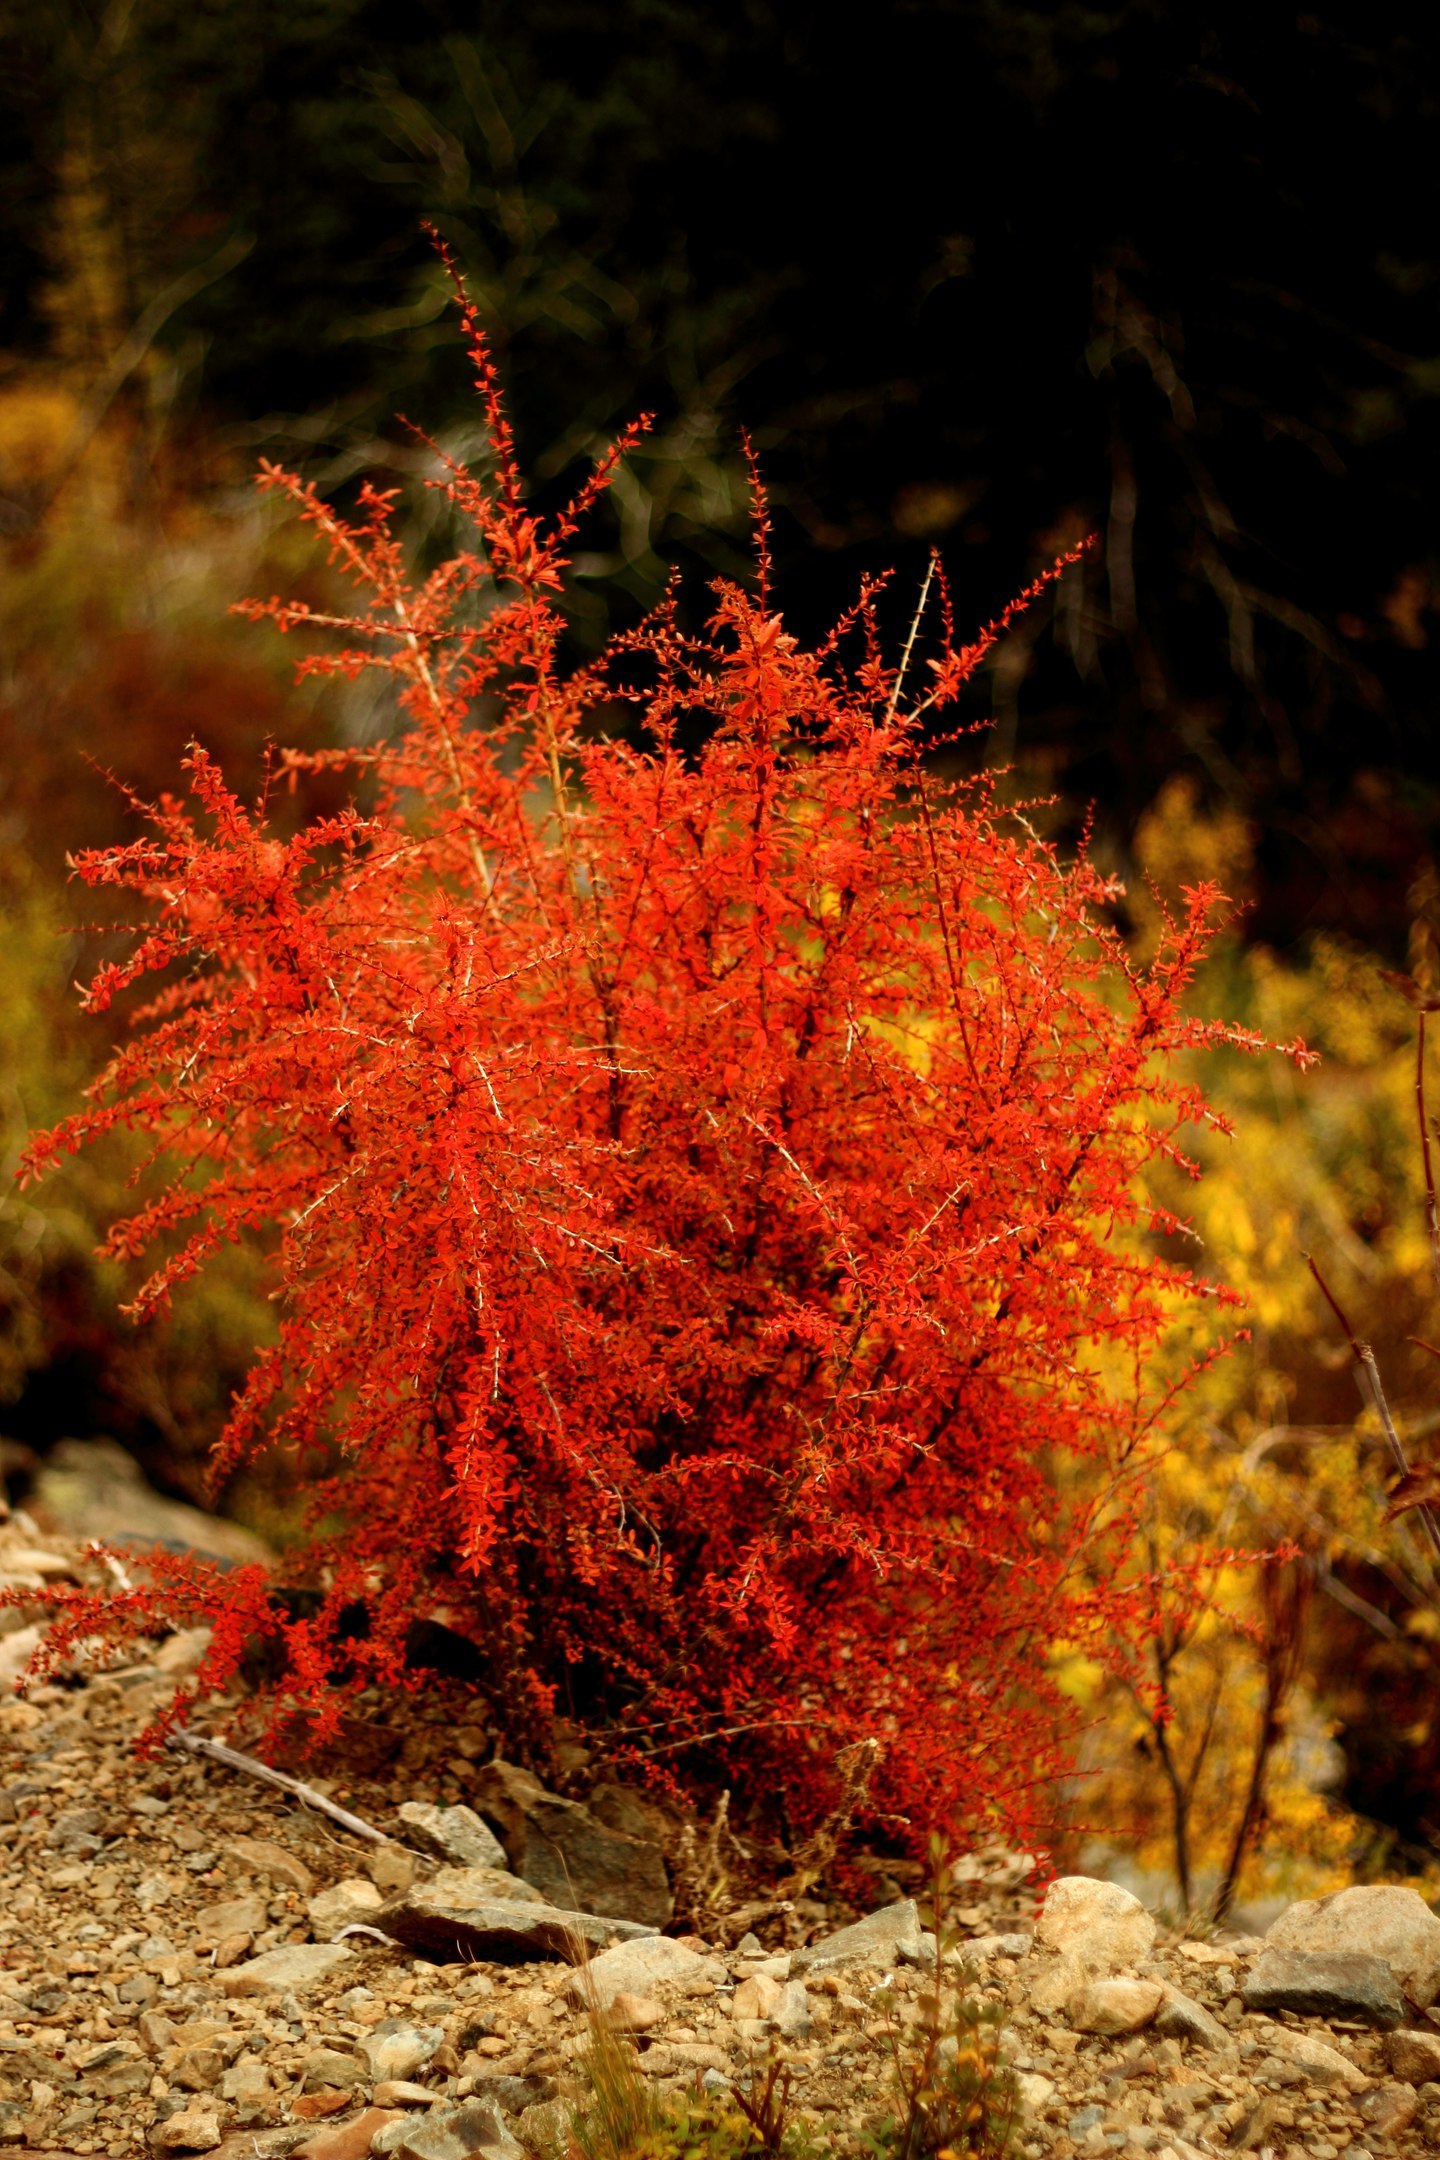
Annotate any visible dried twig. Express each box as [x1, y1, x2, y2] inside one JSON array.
[[669, 1789, 740, 1937], [777, 1735, 882, 1899], [166, 1726, 399, 1845]]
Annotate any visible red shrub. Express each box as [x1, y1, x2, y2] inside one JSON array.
[[17, 270, 1288, 1850]]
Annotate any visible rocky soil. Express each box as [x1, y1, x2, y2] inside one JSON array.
[[6, 1509, 1440, 2160]]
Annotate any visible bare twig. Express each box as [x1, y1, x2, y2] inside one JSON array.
[[886, 552, 938, 720], [166, 1725, 399, 1845], [777, 1736, 881, 1899]]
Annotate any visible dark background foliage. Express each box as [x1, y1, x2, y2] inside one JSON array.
[[2, 0, 1437, 946]]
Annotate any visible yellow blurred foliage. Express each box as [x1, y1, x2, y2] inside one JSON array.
[[1068, 780, 1440, 1917]]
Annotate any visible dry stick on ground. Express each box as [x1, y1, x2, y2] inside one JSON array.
[[166, 1726, 403, 1846]]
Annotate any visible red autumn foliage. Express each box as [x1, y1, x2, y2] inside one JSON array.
[[15, 268, 1293, 1850]]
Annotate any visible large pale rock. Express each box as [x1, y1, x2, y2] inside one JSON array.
[[1068, 1976, 1164, 2035], [471, 1759, 672, 1928], [1029, 1951, 1089, 2018], [427, 1864, 544, 1907], [307, 1877, 384, 1942], [377, 1881, 654, 1964], [32, 1435, 272, 1569], [1242, 1947, 1404, 2028], [397, 1802, 507, 1872], [1032, 1876, 1156, 1974], [219, 1943, 353, 1997], [0, 1623, 44, 1690], [565, 1933, 726, 2011], [791, 1899, 923, 1973], [1266, 1885, 1440, 2008]]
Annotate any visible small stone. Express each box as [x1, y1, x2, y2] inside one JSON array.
[[1385, 2026, 1440, 2083], [366, 1847, 417, 1898], [171, 2048, 225, 2092], [791, 1899, 923, 1972], [308, 1878, 385, 1942], [565, 1934, 726, 2011], [1242, 1948, 1405, 2028], [1229, 2093, 1281, 2151], [1359, 2083, 1417, 2135], [383, 2096, 522, 2160], [213, 1930, 253, 1968], [0, 1545, 71, 1578], [225, 1836, 314, 1894], [603, 1991, 666, 2032], [1154, 1988, 1232, 2048], [294, 2091, 355, 2121], [1260, 2025, 1368, 2089], [219, 2060, 271, 2119], [1015, 2071, 1055, 2113], [1032, 1876, 1157, 1974], [149, 2098, 223, 2152], [732, 1972, 783, 2021], [361, 2022, 445, 2084], [771, 1979, 812, 2038], [293, 2108, 405, 2160], [194, 1894, 267, 1944], [219, 1943, 353, 1997], [374, 2080, 440, 2107], [1068, 1976, 1165, 2035], [302, 2047, 367, 2093], [397, 1803, 508, 1872]]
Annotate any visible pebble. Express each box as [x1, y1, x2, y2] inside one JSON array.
[[3, 1515, 1439, 2160]]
